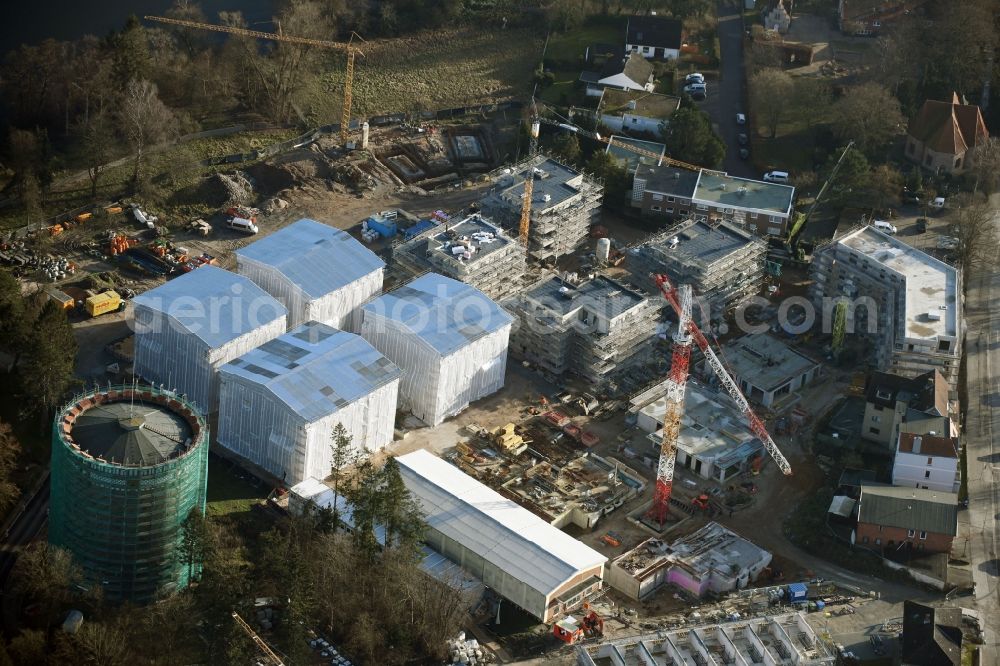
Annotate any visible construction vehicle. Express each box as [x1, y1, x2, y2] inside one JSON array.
[[648, 274, 792, 525], [146, 15, 363, 145], [691, 494, 711, 511], [552, 608, 604, 644], [600, 531, 622, 547], [84, 291, 124, 318], [231, 611, 284, 666]]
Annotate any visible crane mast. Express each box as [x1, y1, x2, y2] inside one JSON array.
[[519, 118, 540, 246], [649, 274, 792, 522], [144, 15, 362, 144], [231, 611, 284, 666]]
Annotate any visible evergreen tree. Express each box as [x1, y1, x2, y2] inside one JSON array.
[[111, 16, 150, 90], [0, 270, 31, 367], [21, 300, 77, 422], [179, 507, 209, 583], [328, 422, 356, 530]]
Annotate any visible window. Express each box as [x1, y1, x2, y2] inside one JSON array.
[[651, 205, 661, 212], [652, 194, 663, 201], [925, 470, 931, 478], [875, 538, 881, 546], [862, 536, 869, 544], [750, 212, 758, 219], [666, 208, 674, 214], [907, 529, 915, 537], [696, 204, 708, 211], [871, 415, 881, 423], [869, 427, 880, 434], [878, 525, 882, 532], [631, 118, 638, 124], [927, 457, 933, 465], [667, 196, 675, 202], [938, 340, 951, 352], [919, 531, 927, 540]]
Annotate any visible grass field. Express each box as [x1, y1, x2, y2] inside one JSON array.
[[751, 119, 819, 174], [308, 27, 544, 122], [206, 454, 269, 518], [544, 17, 624, 65]]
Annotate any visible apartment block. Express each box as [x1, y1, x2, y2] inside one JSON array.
[[631, 164, 795, 236], [810, 226, 962, 387]]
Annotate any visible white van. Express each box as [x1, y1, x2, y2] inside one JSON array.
[[226, 217, 259, 234], [873, 220, 897, 234], [762, 171, 789, 183]]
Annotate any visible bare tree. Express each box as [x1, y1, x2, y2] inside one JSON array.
[[749, 68, 793, 138], [118, 79, 176, 192], [970, 136, 1000, 195], [830, 83, 905, 155], [76, 110, 117, 199], [0, 421, 22, 516], [949, 194, 999, 277], [867, 164, 903, 210]]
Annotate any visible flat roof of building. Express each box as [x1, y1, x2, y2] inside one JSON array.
[[641, 381, 763, 463], [133, 265, 286, 349], [426, 213, 513, 266], [220, 322, 400, 423], [837, 226, 959, 341], [694, 171, 795, 215], [236, 218, 384, 298], [362, 273, 512, 356], [643, 218, 763, 266], [397, 449, 607, 599], [490, 156, 587, 212], [601, 89, 681, 120], [723, 334, 820, 392], [635, 164, 699, 198], [525, 273, 648, 320]]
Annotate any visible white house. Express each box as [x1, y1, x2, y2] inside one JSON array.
[[626, 15, 683, 60], [581, 53, 655, 95], [598, 89, 681, 138], [892, 432, 960, 493]]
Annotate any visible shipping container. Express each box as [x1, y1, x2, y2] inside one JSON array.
[[85, 291, 122, 317]]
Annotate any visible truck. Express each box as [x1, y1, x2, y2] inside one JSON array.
[[85, 291, 124, 318]]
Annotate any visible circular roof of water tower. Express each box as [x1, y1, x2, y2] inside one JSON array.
[[68, 400, 195, 466]]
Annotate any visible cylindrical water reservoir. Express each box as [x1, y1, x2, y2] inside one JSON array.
[[596, 237, 611, 262]]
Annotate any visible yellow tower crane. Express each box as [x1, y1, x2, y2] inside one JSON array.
[[145, 15, 363, 144], [231, 611, 285, 666]]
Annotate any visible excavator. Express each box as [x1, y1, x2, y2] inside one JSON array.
[[553, 606, 605, 644]]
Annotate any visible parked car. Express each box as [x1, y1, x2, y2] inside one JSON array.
[[736, 112, 746, 124], [931, 196, 946, 209], [737, 133, 748, 146], [915, 217, 928, 233], [739, 148, 750, 160], [685, 72, 705, 84]]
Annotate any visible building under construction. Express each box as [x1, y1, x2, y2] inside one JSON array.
[[627, 218, 767, 321], [49, 384, 209, 603], [479, 154, 603, 262], [507, 272, 660, 382], [391, 212, 525, 300]]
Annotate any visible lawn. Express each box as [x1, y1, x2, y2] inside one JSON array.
[[308, 26, 544, 122], [205, 454, 269, 518], [751, 124, 818, 174], [544, 17, 625, 66]]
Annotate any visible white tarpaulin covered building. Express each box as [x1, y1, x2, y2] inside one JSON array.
[[236, 218, 384, 331], [360, 273, 512, 426], [397, 450, 607, 622], [217, 322, 400, 485], [132, 265, 287, 412]]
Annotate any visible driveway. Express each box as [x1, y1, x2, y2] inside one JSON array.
[[697, 0, 756, 178]]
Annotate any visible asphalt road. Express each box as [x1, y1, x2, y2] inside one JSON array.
[[699, 0, 756, 179], [958, 192, 1000, 661]]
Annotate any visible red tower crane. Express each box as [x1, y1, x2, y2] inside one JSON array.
[[650, 274, 792, 524]]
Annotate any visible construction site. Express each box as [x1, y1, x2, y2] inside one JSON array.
[[390, 212, 527, 300], [626, 218, 769, 322], [506, 273, 662, 385], [478, 154, 604, 263]]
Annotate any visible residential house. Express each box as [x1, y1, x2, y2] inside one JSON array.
[[838, 0, 928, 36], [892, 433, 960, 493], [631, 164, 796, 236], [862, 370, 952, 449], [900, 601, 961, 666], [854, 484, 958, 554], [580, 53, 655, 95], [763, 0, 792, 33], [598, 89, 681, 138], [626, 15, 683, 60], [906, 93, 989, 175]]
